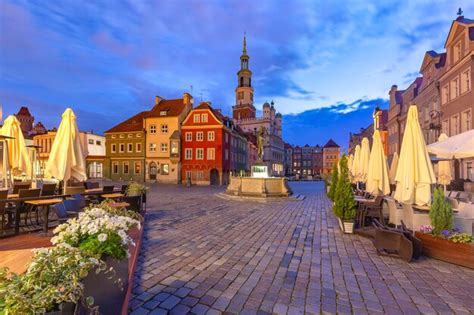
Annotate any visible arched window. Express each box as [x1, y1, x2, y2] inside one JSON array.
[[240, 77, 243, 87], [249, 78, 251, 87]]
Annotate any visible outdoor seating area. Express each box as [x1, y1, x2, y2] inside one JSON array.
[[327, 105, 474, 267]]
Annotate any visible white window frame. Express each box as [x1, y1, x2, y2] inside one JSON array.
[[185, 148, 193, 160], [185, 132, 192, 142], [161, 124, 168, 133], [119, 143, 125, 153], [150, 124, 157, 134], [127, 143, 133, 153], [112, 162, 119, 174], [149, 143, 156, 152], [193, 114, 200, 123], [134, 162, 141, 174], [111, 144, 116, 153], [207, 131, 215, 141], [196, 131, 204, 141], [207, 148, 215, 160], [123, 162, 129, 174], [136, 143, 142, 153], [160, 143, 168, 153], [196, 148, 204, 160], [201, 113, 208, 123]]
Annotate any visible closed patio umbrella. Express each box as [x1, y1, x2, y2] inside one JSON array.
[[0, 115, 31, 177], [347, 154, 353, 178], [389, 152, 398, 185], [351, 145, 361, 184], [394, 105, 436, 206], [45, 108, 87, 186], [435, 133, 452, 188], [366, 130, 390, 196], [358, 137, 370, 184]]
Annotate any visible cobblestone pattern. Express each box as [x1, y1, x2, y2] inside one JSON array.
[[129, 183, 474, 314]]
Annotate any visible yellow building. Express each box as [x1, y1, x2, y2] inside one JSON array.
[[144, 93, 193, 183], [322, 139, 340, 174]]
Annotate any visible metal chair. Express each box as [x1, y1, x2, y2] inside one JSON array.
[[120, 185, 128, 195], [123, 195, 141, 213], [102, 185, 115, 193], [14, 188, 41, 226], [12, 182, 31, 194], [41, 183, 57, 196]]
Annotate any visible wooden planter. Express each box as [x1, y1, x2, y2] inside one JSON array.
[[338, 217, 355, 234], [415, 232, 474, 269]]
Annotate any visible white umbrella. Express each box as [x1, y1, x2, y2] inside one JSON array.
[[351, 145, 361, 184], [394, 105, 436, 206], [366, 130, 390, 196], [347, 154, 353, 177], [45, 108, 87, 185], [0, 115, 31, 177], [389, 152, 398, 185], [436, 133, 452, 187], [427, 129, 474, 159], [358, 137, 370, 184]]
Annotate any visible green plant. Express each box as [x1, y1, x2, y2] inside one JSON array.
[[0, 245, 105, 314], [87, 200, 142, 221], [333, 155, 357, 220], [126, 182, 149, 197], [429, 187, 453, 235], [327, 162, 339, 201], [448, 233, 474, 244]]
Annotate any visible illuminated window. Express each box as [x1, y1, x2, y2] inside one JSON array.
[[207, 148, 215, 160], [134, 162, 141, 174]]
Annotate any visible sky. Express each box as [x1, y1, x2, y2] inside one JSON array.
[[1, 0, 473, 148]]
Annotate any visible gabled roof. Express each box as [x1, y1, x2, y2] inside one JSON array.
[[17, 106, 32, 116], [323, 139, 339, 148], [105, 111, 147, 133], [420, 50, 442, 72], [445, 16, 474, 48], [146, 98, 186, 118]]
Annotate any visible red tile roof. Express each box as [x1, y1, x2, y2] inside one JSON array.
[[105, 111, 148, 133], [146, 98, 186, 117], [17, 106, 32, 116], [323, 139, 340, 148]]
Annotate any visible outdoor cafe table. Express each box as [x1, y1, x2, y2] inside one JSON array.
[[85, 188, 103, 193], [7, 194, 19, 199], [25, 198, 63, 233], [101, 193, 124, 200]]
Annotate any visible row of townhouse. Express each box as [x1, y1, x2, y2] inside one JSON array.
[[387, 15, 474, 180], [104, 93, 257, 185], [283, 139, 341, 178]]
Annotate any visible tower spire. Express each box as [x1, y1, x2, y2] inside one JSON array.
[[243, 32, 247, 55]]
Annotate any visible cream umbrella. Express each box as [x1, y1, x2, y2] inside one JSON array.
[[347, 154, 353, 178], [358, 137, 370, 184], [427, 129, 474, 159], [45, 108, 87, 186], [366, 130, 390, 196], [0, 115, 31, 177], [436, 133, 452, 188], [389, 152, 398, 185], [394, 105, 436, 206], [351, 145, 361, 184]]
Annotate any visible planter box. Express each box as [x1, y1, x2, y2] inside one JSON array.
[[79, 256, 129, 315], [338, 217, 355, 234], [415, 232, 474, 269]]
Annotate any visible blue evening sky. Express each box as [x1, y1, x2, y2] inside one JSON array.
[[1, 0, 473, 150]]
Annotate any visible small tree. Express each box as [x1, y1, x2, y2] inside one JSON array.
[[429, 186, 453, 234], [327, 162, 338, 201], [334, 155, 357, 220]]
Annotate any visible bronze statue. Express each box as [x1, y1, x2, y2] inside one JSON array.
[[257, 126, 266, 161]]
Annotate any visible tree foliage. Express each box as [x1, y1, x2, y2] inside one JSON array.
[[429, 186, 453, 234], [327, 161, 338, 201], [334, 155, 357, 220]]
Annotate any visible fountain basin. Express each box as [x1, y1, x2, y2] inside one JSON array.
[[226, 176, 292, 197]]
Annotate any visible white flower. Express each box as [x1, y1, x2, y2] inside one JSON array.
[[98, 233, 108, 242]]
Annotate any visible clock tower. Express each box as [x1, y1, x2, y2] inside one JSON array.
[[233, 34, 256, 120]]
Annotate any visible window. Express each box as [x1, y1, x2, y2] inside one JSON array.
[[136, 133, 142, 138], [453, 41, 462, 63], [88, 139, 94, 145], [123, 162, 129, 174], [225, 133, 228, 143], [149, 143, 156, 152], [185, 148, 193, 160], [171, 141, 179, 155], [196, 132, 204, 141], [225, 149, 229, 160], [451, 77, 459, 100], [128, 143, 133, 152], [112, 162, 119, 174], [160, 143, 168, 152], [238, 92, 244, 100], [128, 134, 133, 138], [111, 144, 116, 153], [150, 125, 157, 134], [467, 162, 473, 181], [197, 171, 204, 181], [185, 132, 192, 141], [160, 110, 167, 116], [461, 110, 471, 132], [119, 134, 124, 139], [185, 170, 192, 180], [161, 164, 169, 175], [201, 114, 208, 123], [461, 68, 471, 94], [442, 119, 449, 134], [193, 114, 200, 123], [208, 131, 215, 141], [134, 162, 141, 174], [442, 85, 449, 105], [450, 115, 459, 136], [119, 144, 125, 153], [196, 148, 204, 160], [111, 135, 116, 139], [161, 124, 168, 133], [136, 143, 142, 153], [207, 148, 215, 160], [96, 140, 101, 145]]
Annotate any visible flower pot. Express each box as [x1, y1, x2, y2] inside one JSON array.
[[415, 232, 474, 269], [78, 256, 129, 315], [343, 221, 355, 234]]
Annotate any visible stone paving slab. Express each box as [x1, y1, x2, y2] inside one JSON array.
[[129, 182, 474, 314]]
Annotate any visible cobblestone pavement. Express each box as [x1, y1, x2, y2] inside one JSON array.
[[129, 182, 474, 314]]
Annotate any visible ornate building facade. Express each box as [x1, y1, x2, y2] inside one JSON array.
[[232, 35, 285, 176]]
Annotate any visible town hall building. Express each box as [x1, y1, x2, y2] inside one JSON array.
[[232, 35, 285, 176]]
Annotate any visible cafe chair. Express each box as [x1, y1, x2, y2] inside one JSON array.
[[0, 189, 9, 231], [41, 183, 57, 196], [122, 195, 141, 213], [12, 182, 31, 194], [102, 185, 115, 193], [13, 188, 41, 227]]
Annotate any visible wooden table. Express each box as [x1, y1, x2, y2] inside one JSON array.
[[101, 193, 124, 199], [25, 198, 63, 233], [7, 194, 19, 199], [108, 202, 129, 209], [85, 188, 103, 193]]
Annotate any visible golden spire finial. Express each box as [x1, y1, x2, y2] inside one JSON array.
[[243, 32, 247, 55]]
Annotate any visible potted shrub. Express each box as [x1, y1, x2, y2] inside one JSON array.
[[333, 155, 357, 233], [125, 182, 148, 197], [327, 163, 338, 201], [415, 187, 474, 269]]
